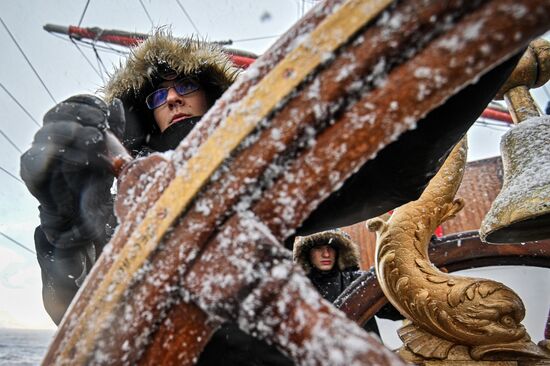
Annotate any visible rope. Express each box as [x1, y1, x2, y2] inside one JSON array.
[[139, 0, 155, 28], [0, 82, 40, 127], [0, 129, 23, 154], [0, 165, 23, 184], [174, 0, 201, 36], [77, 0, 91, 27], [0, 16, 57, 104], [0, 231, 36, 255]]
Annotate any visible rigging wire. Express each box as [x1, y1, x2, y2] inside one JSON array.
[[0, 165, 23, 184], [0, 82, 40, 127], [174, 0, 201, 36], [91, 43, 107, 84], [77, 0, 91, 27], [222, 34, 280, 44], [0, 129, 23, 154], [53, 31, 126, 82], [78, 37, 129, 55], [91, 37, 130, 56], [474, 119, 511, 131], [72, 0, 111, 85], [139, 0, 155, 28], [476, 119, 511, 128], [0, 16, 57, 104], [50, 32, 128, 56], [0, 231, 36, 256], [69, 37, 103, 79]]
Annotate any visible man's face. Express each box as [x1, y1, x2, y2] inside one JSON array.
[[152, 79, 209, 132], [309, 245, 336, 271]]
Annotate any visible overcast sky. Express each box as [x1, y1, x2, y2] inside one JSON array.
[[0, 0, 548, 334]]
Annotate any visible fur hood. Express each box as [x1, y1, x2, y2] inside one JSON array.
[[101, 31, 240, 151], [293, 230, 360, 274]]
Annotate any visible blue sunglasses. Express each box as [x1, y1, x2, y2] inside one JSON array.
[[145, 80, 200, 109]]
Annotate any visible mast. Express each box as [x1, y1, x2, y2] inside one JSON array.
[[43, 23, 257, 69]]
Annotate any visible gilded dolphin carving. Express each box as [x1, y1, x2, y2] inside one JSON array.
[[367, 139, 543, 360]]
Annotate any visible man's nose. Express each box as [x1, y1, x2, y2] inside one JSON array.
[[166, 87, 184, 106], [321, 248, 331, 257]]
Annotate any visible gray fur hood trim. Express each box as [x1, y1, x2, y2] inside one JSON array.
[[103, 31, 239, 105], [99, 31, 240, 151], [293, 230, 360, 274]]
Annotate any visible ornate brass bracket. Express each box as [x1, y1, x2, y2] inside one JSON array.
[[368, 138, 550, 364]]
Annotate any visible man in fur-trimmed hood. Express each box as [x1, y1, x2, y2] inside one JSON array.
[[294, 230, 393, 336], [293, 230, 361, 303], [293, 229, 360, 276], [104, 31, 240, 153], [21, 30, 240, 326]]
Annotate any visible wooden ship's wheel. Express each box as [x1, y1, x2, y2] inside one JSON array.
[[42, 0, 550, 365]]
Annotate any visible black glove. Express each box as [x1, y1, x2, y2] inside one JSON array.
[[21, 94, 125, 249]]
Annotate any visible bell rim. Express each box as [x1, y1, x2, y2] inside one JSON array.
[[480, 211, 550, 244]]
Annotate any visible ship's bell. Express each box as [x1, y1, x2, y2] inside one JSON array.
[[480, 39, 550, 243], [480, 116, 550, 243]]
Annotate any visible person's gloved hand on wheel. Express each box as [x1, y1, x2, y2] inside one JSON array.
[[21, 94, 125, 249]]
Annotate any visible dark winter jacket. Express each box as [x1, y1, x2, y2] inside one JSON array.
[[308, 267, 362, 303]]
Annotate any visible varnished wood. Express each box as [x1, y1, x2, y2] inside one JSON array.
[[43, 0, 550, 364], [139, 302, 215, 366]]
